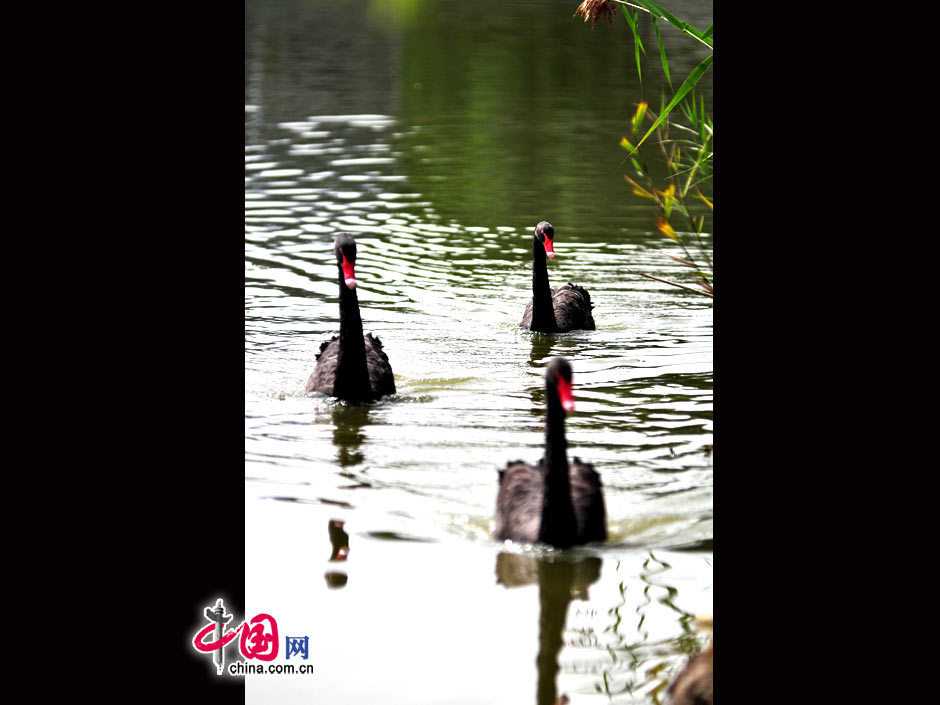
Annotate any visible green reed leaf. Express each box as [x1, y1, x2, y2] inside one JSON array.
[[621, 7, 645, 81], [653, 18, 672, 88], [633, 54, 712, 151]]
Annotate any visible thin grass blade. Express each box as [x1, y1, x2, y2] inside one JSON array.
[[653, 18, 672, 88], [634, 54, 712, 151], [621, 7, 645, 81], [630, 0, 712, 49]]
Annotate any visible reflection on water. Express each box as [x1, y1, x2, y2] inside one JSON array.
[[666, 639, 713, 705], [246, 0, 712, 703], [331, 405, 371, 467], [497, 552, 602, 705], [529, 333, 558, 366], [589, 552, 715, 702], [323, 571, 348, 589], [325, 518, 350, 588], [489, 550, 711, 705], [328, 519, 350, 561]]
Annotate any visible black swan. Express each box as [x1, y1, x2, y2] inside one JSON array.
[[305, 234, 396, 401], [520, 221, 596, 333], [494, 357, 607, 548]]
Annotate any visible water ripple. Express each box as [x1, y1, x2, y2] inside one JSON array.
[[245, 112, 712, 550]]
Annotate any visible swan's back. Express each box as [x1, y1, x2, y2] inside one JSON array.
[[495, 461, 543, 543], [365, 333, 395, 397], [519, 284, 595, 332], [495, 458, 607, 545], [306, 336, 340, 394], [569, 457, 607, 543], [553, 284, 595, 332], [306, 333, 395, 399], [519, 300, 536, 329]]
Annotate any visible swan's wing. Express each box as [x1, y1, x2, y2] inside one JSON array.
[[365, 333, 396, 397], [570, 457, 607, 543], [520, 299, 534, 328], [553, 284, 596, 331], [305, 336, 339, 394], [494, 461, 542, 543]]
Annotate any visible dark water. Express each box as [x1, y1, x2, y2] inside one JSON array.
[[245, 1, 712, 702]]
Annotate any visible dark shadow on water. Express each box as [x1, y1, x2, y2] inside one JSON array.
[[363, 530, 435, 543], [324, 572, 348, 589], [332, 405, 371, 468], [526, 335, 591, 418], [529, 334, 557, 366], [265, 496, 355, 509], [527, 331, 592, 368], [667, 538, 713, 553], [528, 335, 556, 416], [496, 552, 602, 705]]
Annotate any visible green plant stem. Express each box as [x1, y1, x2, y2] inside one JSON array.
[[632, 271, 713, 298], [682, 139, 710, 198], [685, 210, 713, 270], [643, 103, 712, 275], [649, 133, 705, 272], [608, 0, 713, 50]]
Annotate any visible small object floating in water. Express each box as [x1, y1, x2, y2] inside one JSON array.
[[328, 519, 349, 562], [520, 221, 596, 334], [325, 519, 350, 590], [494, 357, 607, 548], [306, 233, 396, 401]]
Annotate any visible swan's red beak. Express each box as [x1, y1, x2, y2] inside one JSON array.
[[557, 376, 575, 413], [341, 254, 357, 288], [543, 236, 556, 260]]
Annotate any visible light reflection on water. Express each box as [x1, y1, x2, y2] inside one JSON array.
[[246, 1, 712, 702]]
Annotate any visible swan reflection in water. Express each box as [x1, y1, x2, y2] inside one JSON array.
[[331, 404, 371, 468], [526, 306, 586, 371], [325, 519, 350, 589], [528, 333, 557, 367], [496, 552, 601, 705]]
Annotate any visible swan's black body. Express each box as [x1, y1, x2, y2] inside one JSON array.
[[306, 234, 395, 402], [520, 221, 595, 333], [494, 358, 607, 548]]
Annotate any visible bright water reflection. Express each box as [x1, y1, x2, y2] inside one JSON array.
[[246, 1, 712, 702]]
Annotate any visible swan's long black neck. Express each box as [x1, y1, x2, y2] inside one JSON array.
[[333, 265, 371, 401], [530, 237, 557, 333], [538, 380, 577, 547]]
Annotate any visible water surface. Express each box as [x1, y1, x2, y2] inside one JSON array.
[[246, 1, 713, 702]]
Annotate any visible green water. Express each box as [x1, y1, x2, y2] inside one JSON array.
[[246, 1, 712, 702]]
